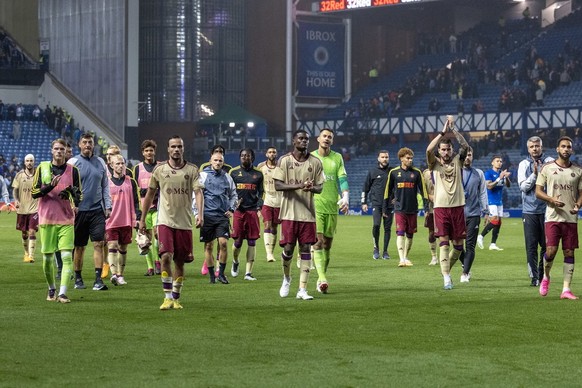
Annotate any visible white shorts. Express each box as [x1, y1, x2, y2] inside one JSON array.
[[488, 205, 504, 217]]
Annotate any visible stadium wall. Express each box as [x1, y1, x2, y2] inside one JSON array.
[[0, 85, 38, 104]]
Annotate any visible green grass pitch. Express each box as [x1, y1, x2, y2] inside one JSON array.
[[1, 213, 581, 387]]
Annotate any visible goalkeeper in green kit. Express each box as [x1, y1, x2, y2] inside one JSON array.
[[310, 128, 349, 294]]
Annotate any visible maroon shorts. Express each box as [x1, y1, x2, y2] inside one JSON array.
[[424, 212, 434, 232], [157, 225, 193, 262], [16, 213, 39, 232], [279, 220, 317, 246], [106, 226, 133, 245], [545, 222, 578, 250], [260, 205, 281, 225], [231, 210, 260, 240], [433, 206, 466, 240], [395, 212, 417, 235]]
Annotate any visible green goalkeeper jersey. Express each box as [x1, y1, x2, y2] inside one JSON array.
[[311, 149, 347, 214]]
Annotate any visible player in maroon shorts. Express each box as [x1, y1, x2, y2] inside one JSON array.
[[273, 130, 324, 300], [140, 136, 204, 310], [535, 136, 582, 300], [384, 147, 427, 267], [258, 147, 282, 263], [229, 148, 264, 281], [426, 115, 470, 290], [12, 154, 39, 263], [106, 154, 141, 286]]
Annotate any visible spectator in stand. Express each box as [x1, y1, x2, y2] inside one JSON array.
[[471, 99, 484, 113], [457, 100, 465, 116], [32, 105, 41, 121], [535, 85, 544, 107], [0, 99, 4, 120], [428, 98, 441, 112], [560, 68, 572, 86], [15, 103, 23, 121], [7, 104, 15, 120], [449, 33, 457, 54], [368, 66, 379, 84], [12, 121, 21, 141]]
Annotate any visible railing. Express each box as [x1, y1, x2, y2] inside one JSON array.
[[200, 135, 287, 152], [297, 107, 582, 140]]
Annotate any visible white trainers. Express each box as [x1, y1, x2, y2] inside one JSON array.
[[296, 288, 314, 300], [404, 259, 413, 267], [489, 243, 503, 251], [279, 277, 291, 297], [429, 256, 438, 265], [244, 273, 257, 281], [231, 261, 239, 277], [477, 235, 484, 249], [460, 274, 470, 283], [117, 276, 127, 285]]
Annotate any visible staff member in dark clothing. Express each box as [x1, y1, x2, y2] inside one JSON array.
[[229, 148, 264, 281], [361, 150, 393, 260]]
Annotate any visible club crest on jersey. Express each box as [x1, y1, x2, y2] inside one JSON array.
[[308, 167, 312, 172], [572, 173, 576, 177], [171, 170, 176, 174], [184, 175, 190, 180]]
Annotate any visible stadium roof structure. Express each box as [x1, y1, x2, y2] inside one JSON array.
[[198, 104, 267, 126]]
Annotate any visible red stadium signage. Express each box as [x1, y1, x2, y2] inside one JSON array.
[[319, 0, 425, 12]]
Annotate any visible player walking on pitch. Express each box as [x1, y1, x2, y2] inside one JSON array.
[[535, 136, 582, 300]]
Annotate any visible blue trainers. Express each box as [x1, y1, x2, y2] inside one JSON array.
[[444, 281, 453, 290], [74, 279, 86, 289], [92, 280, 109, 291], [382, 252, 390, 260], [373, 248, 380, 260]]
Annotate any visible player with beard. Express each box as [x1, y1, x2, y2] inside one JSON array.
[[140, 136, 204, 309], [229, 149, 264, 281], [535, 136, 582, 299], [274, 130, 324, 300], [258, 147, 282, 263], [362, 150, 393, 260], [426, 115, 469, 290]]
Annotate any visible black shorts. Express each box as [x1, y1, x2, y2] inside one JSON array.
[[74, 209, 106, 246], [199, 215, 231, 243]]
